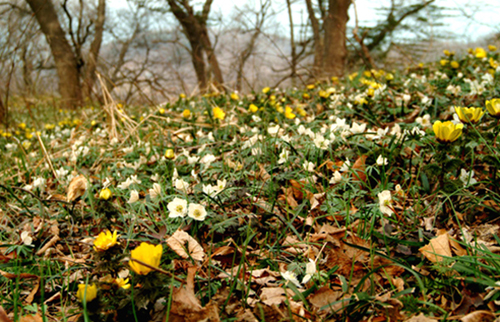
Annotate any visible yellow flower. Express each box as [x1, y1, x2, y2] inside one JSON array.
[[91, 120, 96, 126], [443, 49, 451, 56], [296, 107, 306, 117], [213, 107, 225, 120], [93, 230, 119, 251], [489, 57, 499, 69], [99, 188, 112, 200], [159, 108, 165, 114], [18, 123, 26, 130], [418, 63, 424, 68], [450, 61, 459, 69], [262, 87, 270, 94], [182, 109, 191, 118], [306, 84, 315, 90], [129, 242, 162, 275], [303, 93, 310, 99], [489, 45, 497, 52], [45, 124, 55, 130], [284, 106, 296, 119], [179, 93, 186, 99], [367, 88, 375, 97], [248, 104, 258, 113], [318, 90, 329, 98], [486, 99, 500, 118], [385, 73, 394, 81], [454, 106, 484, 124], [230, 92, 239, 100], [114, 278, 131, 290], [270, 95, 276, 101], [363, 70, 372, 78], [440, 59, 449, 66], [331, 76, 338, 82], [433, 121, 463, 143], [165, 148, 175, 159], [475, 47, 487, 58], [76, 283, 97, 303], [276, 105, 284, 113]]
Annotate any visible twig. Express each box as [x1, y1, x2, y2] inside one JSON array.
[[36, 132, 58, 180]]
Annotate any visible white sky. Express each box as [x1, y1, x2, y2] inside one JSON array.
[[109, 0, 500, 42]]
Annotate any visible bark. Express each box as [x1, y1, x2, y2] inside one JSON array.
[[323, 0, 351, 77], [305, 0, 323, 78], [25, 0, 82, 108], [167, 0, 223, 92], [286, 0, 297, 86], [84, 0, 106, 98], [0, 92, 5, 129]]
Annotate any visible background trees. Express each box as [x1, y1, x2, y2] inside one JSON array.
[[0, 0, 496, 113]]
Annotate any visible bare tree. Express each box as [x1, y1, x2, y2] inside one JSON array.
[[166, 0, 224, 92], [25, 0, 82, 108]]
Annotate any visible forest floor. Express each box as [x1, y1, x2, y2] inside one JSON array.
[[1, 48, 500, 321]]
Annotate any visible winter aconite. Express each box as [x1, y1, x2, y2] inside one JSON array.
[[76, 283, 98, 303], [486, 99, 500, 118], [454, 106, 484, 124], [129, 243, 162, 275], [93, 230, 119, 252], [432, 121, 463, 143]]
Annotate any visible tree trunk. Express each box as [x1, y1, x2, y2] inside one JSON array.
[[286, 0, 297, 86], [201, 31, 224, 88], [25, 0, 82, 109], [323, 0, 351, 77], [189, 36, 208, 91], [84, 0, 106, 99], [305, 0, 323, 79]]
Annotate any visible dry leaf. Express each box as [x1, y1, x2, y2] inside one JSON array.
[[419, 233, 452, 263], [166, 230, 205, 261], [19, 314, 43, 322], [404, 313, 435, 322], [351, 155, 368, 182], [66, 175, 88, 202], [168, 266, 220, 322], [0, 306, 12, 322], [308, 286, 342, 313], [259, 287, 287, 306], [460, 310, 495, 322]]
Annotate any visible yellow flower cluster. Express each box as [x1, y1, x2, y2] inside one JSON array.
[[454, 106, 484, 124], [212, 107, 226, 120]]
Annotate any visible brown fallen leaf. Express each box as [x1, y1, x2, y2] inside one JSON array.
[[351, 155, 368, 182], [460, 310, 495, 322], [66, 175, 88, 202], [19, 314, 43, 322], [404, 313, 435, 322], [167, 266, 220, 322], [0, 306, 12, 322], [308, 286, 342, 313], [166, 230, 205, 261], [0, 270, 38, 280], [419, 233, 452, 263]]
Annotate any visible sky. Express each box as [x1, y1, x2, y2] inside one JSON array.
[[109, 0, 500, 43]]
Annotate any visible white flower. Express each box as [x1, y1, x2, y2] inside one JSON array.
[[102, 177, 112, 189], [303, 161, 315, 172], [187, 155, 200, 165], [416, 114, 431, 128], [127, 190, 139, 203], [350, 122, 366, 134], [215, 179, 226, 192], [446, 84, 461, 96], [20, 231, 32, 246], [55, 167, 69, 179], [329, 171, 342, 184], [117, 175, 141, 190], [378, 190, 393, 216], [268, 124, 280, 136], [187, 203, 207, 221], [151, 173, 160, 182], [200, 154, 216, 165], [421, 95, 432, 107], [313, 133, 331, 150], [340, 159, 351, 172], [281, 271, 302, 288], [149, 183, 162, 200], [251, 147, 262, 156], [402, 94, 411, 106], [459, 169, 477, 187], [278, 149, 289, 164], [251, 115, 262, 122], [202, 184, 217, 197], [32, 177, 46, 191], [174, 178, 189, 193], [395, 184, 405, 197], [302, 259, 316, 284], [376, 155, 388, 166], [168, 198, 188, 218]]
